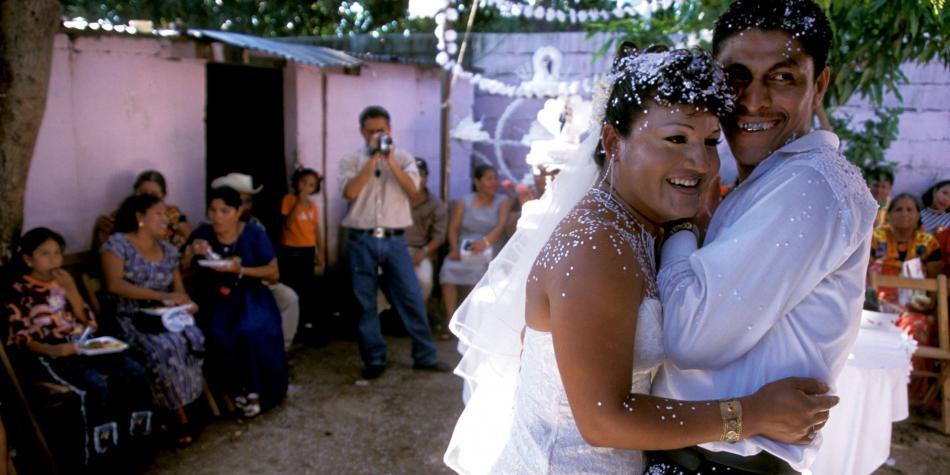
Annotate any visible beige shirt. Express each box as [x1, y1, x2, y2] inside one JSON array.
[[339, 147, 420, 229]]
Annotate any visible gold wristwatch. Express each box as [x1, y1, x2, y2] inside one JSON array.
[[719, 399, 742, 443]]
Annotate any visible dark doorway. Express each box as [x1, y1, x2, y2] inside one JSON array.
[[206, 63, 287, 243]]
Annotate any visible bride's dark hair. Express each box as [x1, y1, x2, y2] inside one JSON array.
[[594, 43, 735, 167]]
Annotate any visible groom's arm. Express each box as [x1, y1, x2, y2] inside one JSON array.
[[658, 166, 855, 369]]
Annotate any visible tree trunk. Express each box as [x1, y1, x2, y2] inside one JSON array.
[[0, 0, 60, 263]]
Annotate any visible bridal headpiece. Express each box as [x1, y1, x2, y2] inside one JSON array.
[[590, 43, 736, 164]]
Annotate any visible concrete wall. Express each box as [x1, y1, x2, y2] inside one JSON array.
[[25, 33, 207, 253], [835, 61, 950, 195]]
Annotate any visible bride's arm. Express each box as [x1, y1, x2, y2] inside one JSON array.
[[550, 232, 837, 450]]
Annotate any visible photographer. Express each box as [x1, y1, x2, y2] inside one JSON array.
[[339, 106, 449, 380]]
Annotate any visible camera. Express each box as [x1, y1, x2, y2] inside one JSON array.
[[376, 134, 393, 155]]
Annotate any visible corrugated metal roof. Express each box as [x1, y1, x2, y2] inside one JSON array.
[[189, 29, 363, 69], [279, 35, 440, 67]]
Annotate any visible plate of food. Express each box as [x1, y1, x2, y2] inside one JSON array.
[[78, 336, 129, 355], [162, 310, 195, 333], [197, 259, 233, 269]]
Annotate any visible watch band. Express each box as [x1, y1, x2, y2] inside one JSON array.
[[719, 399, 742, 443], [667, 221, 697, 238]]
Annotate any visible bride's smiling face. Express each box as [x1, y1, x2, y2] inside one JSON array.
[[603, 102, 722, 225]]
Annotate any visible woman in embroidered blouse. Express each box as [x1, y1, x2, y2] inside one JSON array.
[[921, 180, 950, 235], [183, 186, 287, 418], [6, 227, 153, 461], [870, 193, 943, 298], [100, 194, 204, 446]]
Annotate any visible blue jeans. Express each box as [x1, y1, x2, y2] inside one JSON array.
[[346, 231, 438, 366]]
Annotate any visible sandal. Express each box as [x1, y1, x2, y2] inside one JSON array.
[[175, 423, 194, 448], [242, 393, 261, 418]]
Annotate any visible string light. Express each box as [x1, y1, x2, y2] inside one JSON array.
[[434, 1, 671, 98]]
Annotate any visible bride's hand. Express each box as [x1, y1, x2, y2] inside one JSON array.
[[741, 377, 838, 445]]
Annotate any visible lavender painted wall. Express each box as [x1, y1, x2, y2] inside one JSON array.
[[467, 33, 616, 187], [465, 33, 949, 196], [25, 33, 207, 253], [835, 62, 950, 194]]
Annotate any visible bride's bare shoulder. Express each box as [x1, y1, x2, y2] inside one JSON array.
[[530, 190, 658, 301]]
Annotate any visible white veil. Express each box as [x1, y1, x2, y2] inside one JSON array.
[[443, 83, 607, 475]]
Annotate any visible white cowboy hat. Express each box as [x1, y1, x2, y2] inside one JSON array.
[[211, 173, 262, 194]]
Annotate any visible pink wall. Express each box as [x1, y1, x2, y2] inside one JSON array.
[[25, 33, 207, 252], [25, 33, 476, 268]]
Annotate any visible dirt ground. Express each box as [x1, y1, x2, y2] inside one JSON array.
[[141, 335, 950, 475]]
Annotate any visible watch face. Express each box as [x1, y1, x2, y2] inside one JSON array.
[[725, 430, 740, 442]]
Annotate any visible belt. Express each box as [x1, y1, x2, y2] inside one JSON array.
[[351, 227, 405, 238], [649, 447, 797, 474]]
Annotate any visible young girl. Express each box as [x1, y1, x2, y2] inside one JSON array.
[[5, 228, 153, 465], [279, 168, 324, 342]]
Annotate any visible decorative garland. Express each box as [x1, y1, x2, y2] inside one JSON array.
[[433, 0, 670, 98]]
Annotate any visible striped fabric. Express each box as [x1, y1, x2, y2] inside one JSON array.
[[921, 207, 950, 234]]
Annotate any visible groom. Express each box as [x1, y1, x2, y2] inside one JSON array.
[[648, 1, 877, 473]]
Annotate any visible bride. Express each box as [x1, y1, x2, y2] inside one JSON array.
[[444, 45, 839, 474]]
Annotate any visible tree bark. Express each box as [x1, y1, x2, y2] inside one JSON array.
[[0, 0, 60, 263]]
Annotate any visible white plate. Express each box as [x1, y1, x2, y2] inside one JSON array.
[[78, 336, 129, 355], [198, 259, 232, 269]]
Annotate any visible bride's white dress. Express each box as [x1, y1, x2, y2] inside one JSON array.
[[490, 299, 665, 474]]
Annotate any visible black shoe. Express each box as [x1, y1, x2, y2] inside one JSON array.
[[413, 360, 452, 373], [360, 364, 386, 380]]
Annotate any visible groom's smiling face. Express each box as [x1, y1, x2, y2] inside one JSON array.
[[717, 28, 830, 178]]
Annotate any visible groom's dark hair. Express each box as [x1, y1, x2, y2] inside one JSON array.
[[712, 0, 833, 80]]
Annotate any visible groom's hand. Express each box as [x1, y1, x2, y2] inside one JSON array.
[[692, 175, 722, 238], [742, 377, 838, 445]]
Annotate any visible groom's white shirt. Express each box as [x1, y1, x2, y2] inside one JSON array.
[[653, 130, 877, 471]]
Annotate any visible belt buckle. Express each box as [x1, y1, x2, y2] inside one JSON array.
[[373, 227, 386, 239]]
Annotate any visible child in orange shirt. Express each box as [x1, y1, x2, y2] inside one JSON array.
[[279, 168, 324, 343]]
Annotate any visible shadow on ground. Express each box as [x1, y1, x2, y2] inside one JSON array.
[[144, 336, 463, 475]]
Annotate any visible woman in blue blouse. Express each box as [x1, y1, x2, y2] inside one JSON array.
[[184, 186, 287, 418]]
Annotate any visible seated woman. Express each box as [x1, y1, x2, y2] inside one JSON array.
[[870, 193, 942, 401], [440, 165, 511, 331], [92, 170, 193, 253], [5, 227, 153, 463], [921, 180, 950, 235], [871, 193, 943, 304], [100, 194, 204, 446], [183, 186, 287, 418]]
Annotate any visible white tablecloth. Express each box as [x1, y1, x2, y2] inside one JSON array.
[[810, 313, 916, 475]]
